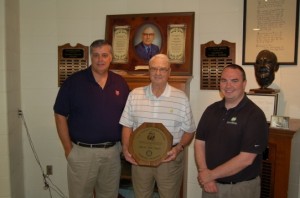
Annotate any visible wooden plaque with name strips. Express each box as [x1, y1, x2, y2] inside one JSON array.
[[58, 43, 89, 86], [200, 40, 235, 90]]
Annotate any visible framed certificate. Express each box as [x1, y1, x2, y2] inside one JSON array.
[[247, 93, 278, 122], [242, 0, 299, 65]]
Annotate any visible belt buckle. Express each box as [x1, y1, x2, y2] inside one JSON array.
[[104, 143, 111, 148]]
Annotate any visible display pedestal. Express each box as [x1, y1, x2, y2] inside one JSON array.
[[249, 87, 280, 94], [123, 75, 192, 95]]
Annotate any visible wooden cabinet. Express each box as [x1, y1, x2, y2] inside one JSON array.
[[122, 75, 192, 95], [261, 119, 300, 198]]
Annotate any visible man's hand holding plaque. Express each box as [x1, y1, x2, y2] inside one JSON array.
[[129, 122, 173, 167]]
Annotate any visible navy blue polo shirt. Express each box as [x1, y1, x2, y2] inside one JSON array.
[[54, 67, 129, 144], [195, 95, 268, 183]]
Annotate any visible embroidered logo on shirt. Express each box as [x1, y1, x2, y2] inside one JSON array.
[[226, 117, 237, 125], [115, 90, 120, 96]]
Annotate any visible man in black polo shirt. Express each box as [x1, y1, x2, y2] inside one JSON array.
[[194, 64, 268, 198], [54, 40, 129, 198]]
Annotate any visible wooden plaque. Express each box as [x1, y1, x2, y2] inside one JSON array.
[[129, 122, 173, 167], [200, 40, 235, 90], [57, 43, 89, 86]]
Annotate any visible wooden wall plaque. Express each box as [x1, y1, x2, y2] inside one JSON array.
[[57, 43, 89, 86], [129, 122, 173, 167], [200, 40, 235, 90]]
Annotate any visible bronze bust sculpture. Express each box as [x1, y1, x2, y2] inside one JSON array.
[[251, 50, 279, 93]]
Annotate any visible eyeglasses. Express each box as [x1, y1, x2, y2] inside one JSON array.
[[143, 33, 154, 36], [149, 67, 170, 73]]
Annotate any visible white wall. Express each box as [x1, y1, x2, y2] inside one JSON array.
[[1, 0, 299, 197], [1, 0, 24, 198], [0, 0, 11, 197], [6, 0, 24, 196]]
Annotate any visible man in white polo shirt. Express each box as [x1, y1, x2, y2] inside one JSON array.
[[119, 54, 196, 198]]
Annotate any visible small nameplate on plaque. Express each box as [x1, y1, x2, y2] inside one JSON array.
[[205, 46, 230, 57], [129, 122, 173, 167], [62, 49, 85, 58]]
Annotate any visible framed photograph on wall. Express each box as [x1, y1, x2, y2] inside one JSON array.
[[270, 115, 289, 129], [247, 93, 278, 122], [105, 12, 195, 75], [242, 0, 299, 65]]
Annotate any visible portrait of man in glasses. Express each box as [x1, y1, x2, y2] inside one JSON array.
[[134, 25, 161, 61]]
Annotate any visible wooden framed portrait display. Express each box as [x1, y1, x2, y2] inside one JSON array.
[[242, 0, 299, 65], [105, 12, 195, 75]]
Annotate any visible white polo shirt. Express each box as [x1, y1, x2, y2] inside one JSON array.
[[119, 83, 196, 144]]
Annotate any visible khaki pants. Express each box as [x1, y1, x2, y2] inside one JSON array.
[[202, 176, 261, 198], [67, 143, 121, 198], [132, 151, 184, 198]]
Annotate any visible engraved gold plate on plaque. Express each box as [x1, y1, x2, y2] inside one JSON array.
[[129, 122, 173, 167]]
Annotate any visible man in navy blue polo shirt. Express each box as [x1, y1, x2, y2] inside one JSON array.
[[54, 40, 129, 198], [194, 64, 268, 198]]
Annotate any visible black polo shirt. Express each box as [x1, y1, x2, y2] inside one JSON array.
[[54, 67, 129, 144], [195, 95, 268, 183]]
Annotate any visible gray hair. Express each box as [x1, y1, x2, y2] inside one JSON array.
[[149, 54, 170, 67], [89, 39, 112, 55]]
